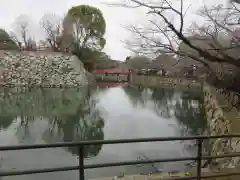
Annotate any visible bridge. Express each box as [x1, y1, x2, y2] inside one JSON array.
[[1, 135, 240, 180], [93, 82, 129, 87], [94, 69, 130, 75], [93, 69, 131, 82]]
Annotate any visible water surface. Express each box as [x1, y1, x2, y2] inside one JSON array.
[[0, 85, 206, 180]]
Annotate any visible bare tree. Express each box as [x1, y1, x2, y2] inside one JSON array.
[[11, 14, 36, 50], [118, 0, 240, 69], [20, 21, 28, 48], [10, 22, 28, 49], [39, 13, 63, 51], [111, 0, 240, 112]]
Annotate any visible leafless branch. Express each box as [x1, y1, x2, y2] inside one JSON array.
[[11, 14, 36, 50], [117, 0, 240, 69], [20, 22, 28, 48], [40, 13, 63, 51]]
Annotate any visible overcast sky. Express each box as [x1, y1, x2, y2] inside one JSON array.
[[0, 0, 227, 60]]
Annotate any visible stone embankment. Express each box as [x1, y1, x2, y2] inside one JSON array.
[[0, 51, 93, 87], [130, 74, 201, 89], [203, 84, 240, 170]]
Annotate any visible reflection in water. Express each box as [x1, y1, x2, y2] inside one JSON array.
[[44, 96, 104, 157], [0, 115, 15, 129], [0, 87, 104, 158], [149, 88, 175, 118], [0, 86, 207, 180], [123, 86, 206, 136], [175, 99, 206, 136]]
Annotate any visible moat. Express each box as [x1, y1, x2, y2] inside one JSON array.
[[0, 85, 206, 180]]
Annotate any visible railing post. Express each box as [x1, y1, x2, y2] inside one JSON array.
[[78, 145, 85, 180], [197, 139, 203, 180], [127, 70, 130, 82], [117, 73, 119, 82]]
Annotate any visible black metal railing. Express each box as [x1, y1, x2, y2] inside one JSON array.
[[1, 135, 240, 180]]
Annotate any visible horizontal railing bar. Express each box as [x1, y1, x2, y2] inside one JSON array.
[[84, 156, 198, 169], [159, 172, 240, 180], [85, 153, 240, 169], [1, 134, 240, 151], [0, 157, 197, 176], [161, 176, 199, 180], [2, 152, 240, 177], [0, 165, 79, 176], [203, 152, 240, 160], [201, 172, 240, 179], [170, 172, 240, 180]]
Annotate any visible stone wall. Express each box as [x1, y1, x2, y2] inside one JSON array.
[[0, 51, 93, 87], [130, 74, 201, 89], [203, 84, 240, 170]]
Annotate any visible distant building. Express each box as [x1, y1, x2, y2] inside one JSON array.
[[27, 37, 37, 51], [38, 40, 50, 50], [178, 34, 240, 77]]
